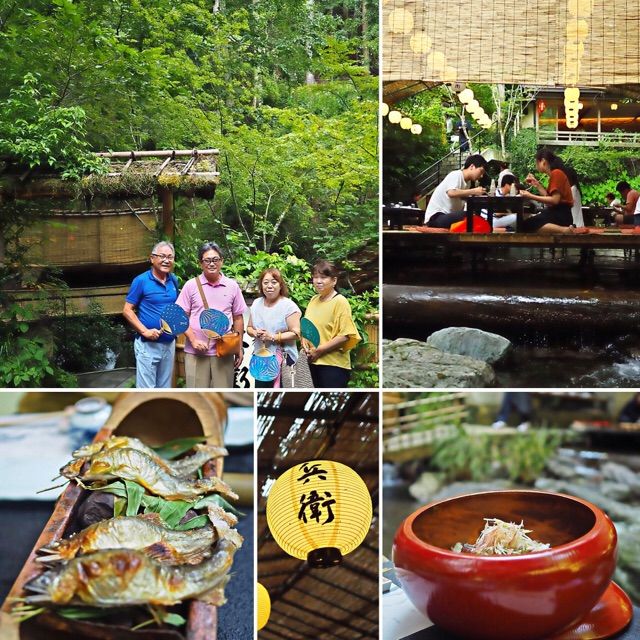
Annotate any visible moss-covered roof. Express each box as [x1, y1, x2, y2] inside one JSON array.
[[0, 149, 220, 200]]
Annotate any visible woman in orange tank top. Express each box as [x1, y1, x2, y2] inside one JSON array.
[[520, 150, 582, 234]]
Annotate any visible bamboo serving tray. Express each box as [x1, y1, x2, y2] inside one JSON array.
[[1, 392, 228, 640]]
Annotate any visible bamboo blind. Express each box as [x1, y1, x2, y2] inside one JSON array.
[[383, 0, 640, 85], [21, 211, 157, 266]]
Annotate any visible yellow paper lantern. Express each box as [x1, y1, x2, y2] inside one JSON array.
[[388, 110, 402, 124], [400, 116, 413, 129], [381, 102, 390, 117], [611, 103, 619, 110], [564, 87, 581, 102], [257, 583, 270, 630], [465, 100, 480, 114], [266, 460, 372, 568]]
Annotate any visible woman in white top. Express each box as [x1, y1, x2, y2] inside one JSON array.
[[566, 167, 585, 228], [247, 268, 301, 388]]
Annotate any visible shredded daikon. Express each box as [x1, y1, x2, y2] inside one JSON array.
[[452, 518, 550, 555]]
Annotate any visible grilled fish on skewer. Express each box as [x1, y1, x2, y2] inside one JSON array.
[[65, 437, 227, 478], [79, 448, 238, 501], [25, 539, 240, 607], [37, 513, 216, 565]]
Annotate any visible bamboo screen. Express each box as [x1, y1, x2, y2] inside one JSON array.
[[383, 0, 640, 86], [22, 211, 156, 267]]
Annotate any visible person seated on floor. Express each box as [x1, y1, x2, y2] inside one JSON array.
[[519, 150, 581, 234], [488, 174, 519, 229], [606, 192, 621, 208], [566, 167, 585, 228], [496, 161, 515, 190], [423, 154, 488, 229], [612, 181, 640, 226]]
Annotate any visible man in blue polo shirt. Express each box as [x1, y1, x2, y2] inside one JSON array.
[[123, 241, 180, 388]]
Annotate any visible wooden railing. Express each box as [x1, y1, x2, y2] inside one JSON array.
[[382, 392, 467, 461], [538, 130, 640, 147]]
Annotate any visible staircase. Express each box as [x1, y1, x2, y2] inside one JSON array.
[[413, 130, 487, 197]]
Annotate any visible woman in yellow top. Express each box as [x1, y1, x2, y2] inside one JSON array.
[[303, 260, 361, 388]]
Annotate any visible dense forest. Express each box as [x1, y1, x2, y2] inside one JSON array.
[[0, 0, 379, 387]]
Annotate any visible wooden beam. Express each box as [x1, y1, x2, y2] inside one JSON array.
[[95, 149, 219, 158]]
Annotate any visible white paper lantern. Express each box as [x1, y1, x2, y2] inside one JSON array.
[[458, 88, 474, 104], [388, 110, 402, 124]]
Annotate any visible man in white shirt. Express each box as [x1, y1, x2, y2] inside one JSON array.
[[424, 154, 488, 228]]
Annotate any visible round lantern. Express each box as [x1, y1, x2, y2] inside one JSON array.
[[458, 88, 474, 104], [564, 87, 580, 102], [257, 582, 270, 630], [266, 460, 372, 568], [388, 110, 402, 124], [400, 117, 413, 129], [411, 124, 423, 135], [380, 102, 390, 117]]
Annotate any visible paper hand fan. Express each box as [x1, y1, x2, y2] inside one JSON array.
[[160, 303, 189, 335], [301, 317, 320, 348], [199, 309, 230, 338], [249, 346, 280, 382]]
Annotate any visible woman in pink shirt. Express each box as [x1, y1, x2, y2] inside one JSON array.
[[176, 242, 247, 388]]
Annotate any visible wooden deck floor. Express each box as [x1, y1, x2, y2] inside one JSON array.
[[384, 229, 640, 250]]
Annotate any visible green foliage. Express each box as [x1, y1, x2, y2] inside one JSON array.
[[431, 428, 566, 485], [349, 363, 378, 388], [0, 299, 77, 388], [506, 128, 538, 179], [51, 302, 125, 373], [0, 75, 107, 179], [0, 0, 378, 387], [383, 86, 449, 202], [558, 145, 638, 184], [503, 431, 563, 484]]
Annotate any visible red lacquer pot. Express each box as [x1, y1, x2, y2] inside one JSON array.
[[392, 490, 617, 640]]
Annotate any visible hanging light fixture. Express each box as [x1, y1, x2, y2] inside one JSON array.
[[611, 103, 618, 111], [388, 110, 402, 124], [381, 103, 390, 117], [458, 88, 474, 104], [564, 88, 581, 129], [411, 124, 423, 135], [400, 116, 413, 130], [257, 583, 270, 630], [266, 460, 372, 568]]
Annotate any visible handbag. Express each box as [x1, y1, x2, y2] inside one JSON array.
[[216, 331, 242, 357], [281, 351, 314, 388], [195, 277, 241, 358]]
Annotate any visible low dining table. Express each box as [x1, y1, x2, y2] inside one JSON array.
[[383, 204, 424, 229], [465, 195, 525, 232]]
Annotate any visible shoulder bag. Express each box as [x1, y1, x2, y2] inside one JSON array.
[[195, 277, 242, 357]]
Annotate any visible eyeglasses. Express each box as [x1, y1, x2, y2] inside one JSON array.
[[202, 257, 222, 265], [152, 254, 175, 262]]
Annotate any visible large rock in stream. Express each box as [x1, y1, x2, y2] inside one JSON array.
[[383, 338, 496, 388], [426, 327, 512, 364]]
